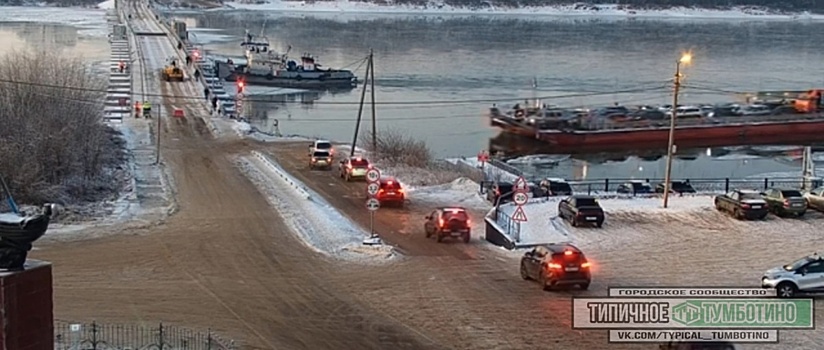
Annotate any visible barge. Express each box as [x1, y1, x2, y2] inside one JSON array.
[[489, 90, 824, 149]]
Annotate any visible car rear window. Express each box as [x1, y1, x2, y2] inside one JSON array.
[[575, 198, 597, 206], [498, 184, 514, 192], [740, 192, 762, 200], [316, 142, 332, 149], [442, 210, 468, 221], [781, 190, 802, 197], [552, 251, 584, 263], [550, 183, 571, 192], [313, 151, 330, 158], [351, 159, 369, 167], [381, 181, 401, 190]]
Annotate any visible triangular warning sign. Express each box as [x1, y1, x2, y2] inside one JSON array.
[[511, 206, 528, 222], [514, 176, 529, 192]]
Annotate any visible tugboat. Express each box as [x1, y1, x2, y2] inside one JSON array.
[[215, 31, 358, 90]]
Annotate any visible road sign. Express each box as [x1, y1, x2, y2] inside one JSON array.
[[514, 176, 529, 193], [366, 198, 380, 211], [366, 182, 380, 196], [366, 168, 381, 183], [513, 192, 528, 206], [511, 206, 528, 222]]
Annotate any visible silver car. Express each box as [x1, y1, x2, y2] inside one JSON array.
[[762, 253, 824, 298]]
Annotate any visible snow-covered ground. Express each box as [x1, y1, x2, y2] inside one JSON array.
[[0, 6, 109, 37], [406, 177, 487, 210], [237, 152, 397, 262], [232, 120, 311, 142], [495, 195, 713, 246], [222, 1, 824, 21]]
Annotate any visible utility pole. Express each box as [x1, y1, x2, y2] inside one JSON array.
[[350, 54, 371, 158], [663, 53, 692, 208], [369, 49, 377, 153], [155, 111, 161, 164]]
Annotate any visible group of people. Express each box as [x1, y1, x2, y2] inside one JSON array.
[[133, 100, 152, 118]]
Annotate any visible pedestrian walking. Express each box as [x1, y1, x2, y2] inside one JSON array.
[[142, 100, 152, 118], [194, 69, 201, 81], [185, 55, 192, 66], [134, 101, 142, 118], [210, 96, 218, 114], [203, 87, 209, 100]]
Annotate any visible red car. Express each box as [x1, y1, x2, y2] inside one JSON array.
[[374, 177, 405, 207]]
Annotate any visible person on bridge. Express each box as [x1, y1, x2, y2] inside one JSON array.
[[185, 55, 192, 66], [194, 69, 201, 81], [210, 96, 218, 114], [177, 42, 183, 50], [203, 87, 209, 100], [142, 100, 152, 118], [134, 101, 141, 118], [118, 60, 125, 73]]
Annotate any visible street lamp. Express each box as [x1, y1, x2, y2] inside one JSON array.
[[662, 52, 692, 208]]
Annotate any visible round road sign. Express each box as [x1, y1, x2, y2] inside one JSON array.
[[366, 182, 380, 196], [366, 198, 381, 211], [366, 168, 381, 183], [513, 192, 528, 206]]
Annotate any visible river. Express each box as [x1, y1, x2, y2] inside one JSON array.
[[6, 8, 824, 180]]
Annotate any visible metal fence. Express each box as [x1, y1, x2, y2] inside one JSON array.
[[566, 177, 821, 195], [493, 207, 521, 240], [54, 321, 235, 350]]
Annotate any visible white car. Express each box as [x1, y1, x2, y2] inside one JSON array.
[[762, 253, 824, 298], [308, 140, 334, 156]]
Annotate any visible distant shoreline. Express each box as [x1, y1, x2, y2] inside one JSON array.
[[210, 2, 824, 20]]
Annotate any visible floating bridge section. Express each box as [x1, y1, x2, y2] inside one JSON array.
[[104, 10, 131, 122]]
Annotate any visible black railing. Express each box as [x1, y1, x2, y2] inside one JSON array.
[[54, 320, 235, 350], [566, 177, 821, 195], [493, 206, 521, 240]]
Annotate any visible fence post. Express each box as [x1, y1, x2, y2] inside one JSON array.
[[604, 179, 609, 192], [207, 328, 213, 349], [91, 321, 99, 350], [587, 184, 592, 195], [764, 178, 768, 190], [725, 178, 730, 193], [159, 322, 165, 349]]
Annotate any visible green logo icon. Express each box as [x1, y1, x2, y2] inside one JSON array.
[[671, 299, 813, 328]]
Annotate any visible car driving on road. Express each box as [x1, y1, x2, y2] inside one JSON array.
[[339, 156, 371, 181], [308, 140, 334, 156], [761, 253, 824, 298], [714, 189, 768, 220], [803, 186, 824, 212], [558, 195, 604, 228], [424, 207, 471, 243], [761, 188, 807, 217], [309, 150, 332, 170], [374, 176, 405, 207], [520, 243, 591, 290]]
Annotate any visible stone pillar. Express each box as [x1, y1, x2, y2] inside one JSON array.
[[0, 260, 53, 350]]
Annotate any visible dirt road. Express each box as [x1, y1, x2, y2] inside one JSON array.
[[32, 3, 443, 349]]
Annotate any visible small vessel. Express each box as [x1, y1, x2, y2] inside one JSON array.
[[0, 176, 54, 270], [215, 31, 357, 90]]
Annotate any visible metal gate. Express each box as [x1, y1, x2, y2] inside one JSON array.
[[54, 321, 235, 350]]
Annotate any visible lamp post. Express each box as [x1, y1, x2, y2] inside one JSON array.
[[662, 52, 692, 208]]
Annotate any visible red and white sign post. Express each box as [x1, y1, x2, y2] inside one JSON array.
[[365, 168, 381, 239], [512, 176, 529, 222]]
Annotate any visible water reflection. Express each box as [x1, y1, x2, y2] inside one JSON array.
[[0, 22, 108, 60]]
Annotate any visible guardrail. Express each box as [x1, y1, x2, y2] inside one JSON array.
[[564, 177, 821, 195], [251, 151, 312, 200]]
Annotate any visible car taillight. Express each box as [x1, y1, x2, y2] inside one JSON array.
[[311, 157, 317, 162], [783, 200, 790, 207], [346, 164, 352, 169], [398, 188, 404, 193], [438, 218, 444, 227], [466, 219, 471, 225], [547, 263, 562, 270], [741, 203, 750, 209], [581, 262, 591, 269]]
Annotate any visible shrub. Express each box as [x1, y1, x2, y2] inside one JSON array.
[[360, 128, 433, 168], [0, 50, 125, 206]]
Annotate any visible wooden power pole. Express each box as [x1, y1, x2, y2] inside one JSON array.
[[350, 53, 372, 157], [369, 49, 376, 152]]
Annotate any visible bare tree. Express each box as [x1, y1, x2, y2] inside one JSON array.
[[360, 128, 433, 168], [0, 50, 125, 205]]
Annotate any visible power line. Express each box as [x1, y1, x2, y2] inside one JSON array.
[[0, 76, 669, 106]]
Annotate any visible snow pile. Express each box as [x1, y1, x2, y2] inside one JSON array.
[[237, 154, 397, 262], [97, 0, 115, 9], [232, 120, 311, 142], [407, 177, 487, 209], [496, 195, 713, 245], [222, 1, 824, 20]]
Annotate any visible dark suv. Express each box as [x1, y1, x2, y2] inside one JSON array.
[[424, 207, 471, 243], [539, 178, 573, 197], [558, 195, 605, 228], [655, 181, 697, 194], [520, 243, 591, 290], [375, 177, 405, 207], [487, 181, 515, 204]]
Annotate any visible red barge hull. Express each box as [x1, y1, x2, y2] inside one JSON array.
[[491, 115, 824, 148]]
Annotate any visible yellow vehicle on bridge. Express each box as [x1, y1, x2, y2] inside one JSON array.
[[161, 58, 184, 82]]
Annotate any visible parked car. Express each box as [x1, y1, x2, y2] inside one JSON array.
[[487, 181, 514, 204], [804, 186, 824, 212], [519, 243, 591, 290], [424, 207, 471, 243], [761, 188, 807, 217], [538, 178, 573, 197], [761, 253, 824, 298], [558, 195, 604, 228], [655, 181, 697, 194], [616, 180, 653, 195], [714, 190, 768, 220]]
